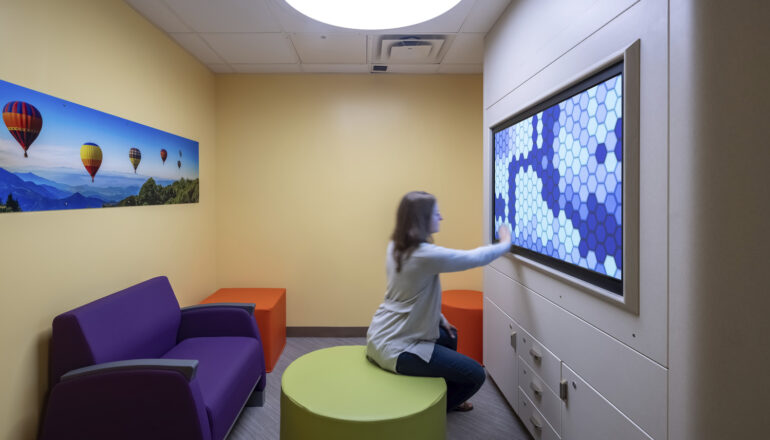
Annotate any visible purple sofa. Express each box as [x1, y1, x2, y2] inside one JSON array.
[[39, 276, 266, 440]]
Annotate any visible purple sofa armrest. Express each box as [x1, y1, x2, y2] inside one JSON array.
[[40, 364, 211, 440], [178, 303, 262, 341]]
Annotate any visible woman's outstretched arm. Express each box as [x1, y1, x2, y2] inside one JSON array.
[[416, 225, 512, 274]]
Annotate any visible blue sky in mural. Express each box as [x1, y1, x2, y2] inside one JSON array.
[[0, 79, 199, 188]]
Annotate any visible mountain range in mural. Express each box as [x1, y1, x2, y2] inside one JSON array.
[[0, 166, 198, 212]]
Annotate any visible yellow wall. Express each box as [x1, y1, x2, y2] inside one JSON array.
[[0, 0, 217, 437], [216, 75, 484, 326]]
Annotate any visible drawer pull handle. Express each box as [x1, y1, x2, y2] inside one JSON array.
[[529, 347, 543, 361], [510, 331, 517, 350], [529, 414, 543, 431], [530, 381, 543, 396]]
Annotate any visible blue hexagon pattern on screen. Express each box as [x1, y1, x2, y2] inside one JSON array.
[[494, 74, 623, 280]]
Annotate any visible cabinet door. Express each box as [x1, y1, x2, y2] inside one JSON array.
[[483, 297, 518, 411], [562, 363, 653, 440]]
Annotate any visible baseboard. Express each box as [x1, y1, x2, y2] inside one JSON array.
[[286, 327, 368, 337]]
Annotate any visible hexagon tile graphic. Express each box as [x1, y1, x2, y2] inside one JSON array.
[[493, 72, 623, 279]]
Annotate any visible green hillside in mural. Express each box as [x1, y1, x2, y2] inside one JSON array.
[[109, 178, 199, 207]]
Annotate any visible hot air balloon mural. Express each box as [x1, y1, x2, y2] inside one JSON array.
[[80, 142, 102, 182], [0, 77, 200, 214], [129, 147, 141, 173], [3, 101, 43, 157]]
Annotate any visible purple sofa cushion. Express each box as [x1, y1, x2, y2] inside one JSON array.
[[163, 336, 263, 440], [50, 276, 182, 385]]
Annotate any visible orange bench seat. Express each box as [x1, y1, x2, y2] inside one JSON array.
[[441, 290, 483, 365], [202, 288, 286, 373]]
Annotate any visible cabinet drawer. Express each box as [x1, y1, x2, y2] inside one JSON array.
[[483, 298, 518, 410], [519, 386, 561, 440], [519, 329, 561, 393], [519, 356, 562, 435]]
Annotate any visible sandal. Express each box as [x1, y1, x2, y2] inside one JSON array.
[[453, 401, 474, 412]]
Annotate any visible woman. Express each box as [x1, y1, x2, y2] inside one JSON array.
[[366, 191, 512, 412]]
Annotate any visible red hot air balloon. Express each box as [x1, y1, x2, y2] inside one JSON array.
[[177, 160, 181, 169], [160, 149, 168, 164], [3, 101, 43, 158]]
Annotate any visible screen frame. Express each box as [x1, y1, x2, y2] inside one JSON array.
[[489, 40, 640, 314]]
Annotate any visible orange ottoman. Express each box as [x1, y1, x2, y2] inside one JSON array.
[[202, 288, 286, 373], [441, 290, 483, 365]]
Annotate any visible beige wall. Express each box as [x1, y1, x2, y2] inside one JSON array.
[[0, 0, 217, 437], [215, 74, 485, 326], [669, 0, 770, 438]]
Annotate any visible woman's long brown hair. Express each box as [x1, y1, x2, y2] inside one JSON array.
[[391, 191, 436, 272]]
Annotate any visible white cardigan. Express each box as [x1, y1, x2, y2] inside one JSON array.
[[366, 240, 510, 372]]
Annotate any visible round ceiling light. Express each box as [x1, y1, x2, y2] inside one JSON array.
[[285, 0, 463, 30]]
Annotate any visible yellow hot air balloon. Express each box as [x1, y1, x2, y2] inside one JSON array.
[[80, 142, 102, 183], [129, 147, 141, 173]]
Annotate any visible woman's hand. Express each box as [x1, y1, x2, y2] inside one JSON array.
[[497, 224, 512, 244], [441, 320, 458, 339]]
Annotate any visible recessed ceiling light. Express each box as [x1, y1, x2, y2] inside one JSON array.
[[285, 0, 463, 30]]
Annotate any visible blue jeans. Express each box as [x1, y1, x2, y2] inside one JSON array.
[[396, 326, 486, 411]]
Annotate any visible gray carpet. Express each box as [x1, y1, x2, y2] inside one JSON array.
[[227, 337, 531, 440]]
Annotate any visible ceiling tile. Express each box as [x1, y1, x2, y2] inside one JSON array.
[[231, 64, 303, 73], [438, 64, 483, 74], [207, 63, 235, 73], [301, 64, 370, 73], [164, 0, 281, 33], [442, 33, 485, 64], [460, 0, 512, 32], [169, 33, 224, 64], [291, 33, 366, 64], [202, 33, 299, 64], [124, 0, 191, 32], [126, 0, 511, 74]]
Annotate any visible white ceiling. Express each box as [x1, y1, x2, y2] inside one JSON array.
[[124, 0, 511, 74]]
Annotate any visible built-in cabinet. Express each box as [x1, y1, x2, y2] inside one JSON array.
[[485, 296, 652, 440], [483, 0, 672, 438]]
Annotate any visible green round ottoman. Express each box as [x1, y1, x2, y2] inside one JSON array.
[[280, 345, 446, 440]]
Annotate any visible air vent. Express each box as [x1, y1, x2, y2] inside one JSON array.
[[390, 39, 433, 61], [368, 34, 454, 64], [371, 65, 388, 72]]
